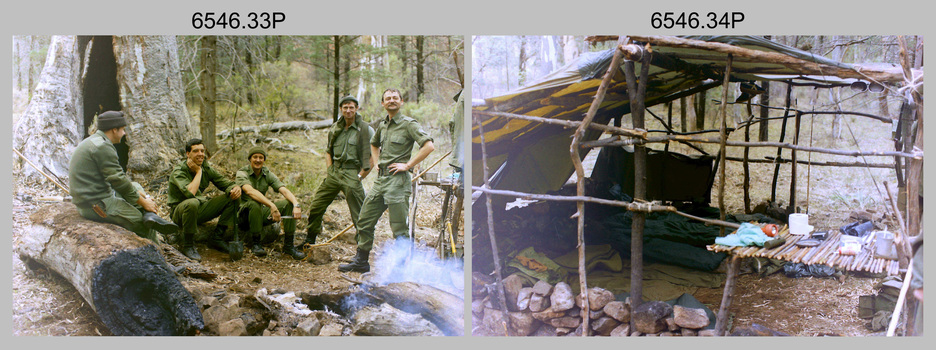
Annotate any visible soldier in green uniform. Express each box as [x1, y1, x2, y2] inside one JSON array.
[[236, 147, 305, 260], [301, 95, 375, 250], [69, 111, 178, 242], [339, 88, 435, 273], [167, 139, 243, 261]]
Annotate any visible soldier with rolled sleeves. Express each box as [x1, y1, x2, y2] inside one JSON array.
[[167, 139, 242, 261], [236, 146, 305, 260], [300, 95, 375, 251], [339, 88, 435, 273], [69, 111, 178, 242]]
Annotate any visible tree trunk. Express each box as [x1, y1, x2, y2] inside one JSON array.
[[518, 35, 528, 87], [367, 281, 465, 336], [13, 36, 85, 186], [416, 35, 425, 103], [199, 35, 219, 155], [16, 203, 203, 335], [333, 35, 341, 122]]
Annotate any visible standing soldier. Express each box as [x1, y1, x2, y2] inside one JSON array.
[[301, 96, 375, 251], [167, 139, 242, 261], [236, 147, 305, 260], [69, 111, 178, 242], [339, 88, 435, 273]]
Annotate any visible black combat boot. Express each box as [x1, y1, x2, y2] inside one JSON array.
[[282, 232, 305, 260], [180, 232, 201, 261], [248, 232, 267, 257], [338, 248, 370, 273], [207, 225, 230, 254], [143, 212, 179, 236], [299, 228, 319, 250]]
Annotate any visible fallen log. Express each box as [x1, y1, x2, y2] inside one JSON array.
[[366, 281, 465, 336], [16, 203, 203, 335], [352, 303, 444, 336], [216, 120, 333, 139]]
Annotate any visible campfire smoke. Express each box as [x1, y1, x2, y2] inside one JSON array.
[[369, 237, 465, 296]]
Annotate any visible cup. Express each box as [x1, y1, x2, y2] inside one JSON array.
[[789, 213, 814, 235]]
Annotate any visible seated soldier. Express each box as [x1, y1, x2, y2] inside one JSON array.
[[69, 111, 177, 242], [167, 139, 242, 261], [236, 147, 305, 260]]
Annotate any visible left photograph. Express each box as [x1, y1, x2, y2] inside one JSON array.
[[11, 35, 465, 336]]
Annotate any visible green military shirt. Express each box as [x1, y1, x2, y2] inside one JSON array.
[[327, 115, 375, 171], [372, 113, 433, 170], [167, 160, 237, 207], [235, 166, 285, 208], [69, 130, 139, 207]]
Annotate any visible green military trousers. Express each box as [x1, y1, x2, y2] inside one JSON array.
[[306, 166, 366, 238], [171, 195, 237, 237], [75, 182, 156, 241], [354, 171, 411, 251], [239, 199, 295, 243]]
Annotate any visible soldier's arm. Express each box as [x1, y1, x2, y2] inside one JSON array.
[[359, 126, 376, 179], [407, 140, 435, 170], [278, 186, 302, 218], [169, 167, 197, 199], [325, 152, 333, 169], [207, 164, 241, 199], [95, 144, 140, 204], [185, 161, 203, 196]]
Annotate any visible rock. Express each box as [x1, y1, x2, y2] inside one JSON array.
[[318, 323, 344, 336], [199, 295, 219, 309], [472, 272, 494, 298], [660, 331, 674, 336], [239, 307, 273, 335], [502, 274, 528, 311], [681, 328, 697, 336], [202, 304, 243, 334], [548, 316, 581, 329], [219, 294, 241, 308], [531, 308, 566, 322], [565, 306, 582, 317], [308, 247, 332, 265], [575, 287, 615, 311], [472, 297, 487, 317], [556, 327, 573, 336], [550, 282, 575, 312], [294, 317, 322, 336], [507, 311, 539, 336], [603, 301, 630, 323], [666, 317, 679, 332], [529, 293, 549, 312], [532, 280, 553, 296], [482, 307, 509, 336], [589, 309, 605, 320], [645, 332, 660, 337], [674, 305, 710, 329], [531, 323, 558, 336], [218, 318, 248, 336], [591, 316, 620, 336], [632, 301, 673, 334], [730, 323, 790, 336], [610, 323, 630, 337], [698, 329, 717, 336], [630, 330, 643, 337], [517, 287, 534, 310]]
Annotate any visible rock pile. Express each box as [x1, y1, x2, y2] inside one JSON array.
[[472, 273, 715, 336]]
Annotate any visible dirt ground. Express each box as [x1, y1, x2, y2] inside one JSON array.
[[11, 150, 464, 336]]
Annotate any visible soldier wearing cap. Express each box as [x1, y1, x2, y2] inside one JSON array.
[[69, 111, 178, 242], [301, 95, 375, 251], [339, 88, 434, 273], [236, 146, 305, 259], [167, 138, 242, 261]]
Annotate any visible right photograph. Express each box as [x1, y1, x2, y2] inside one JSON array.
[[470, 35, 923, 337]]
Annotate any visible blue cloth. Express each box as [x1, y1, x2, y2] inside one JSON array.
[[715, 223, 771, 247]]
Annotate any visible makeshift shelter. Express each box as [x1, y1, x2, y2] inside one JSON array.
[[471, 35, 922, 336]]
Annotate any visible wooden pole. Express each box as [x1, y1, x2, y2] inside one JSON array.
[[790, 111, 803, 212], [569, 35, 626, 336], [622, 42, 652, 322], [772, 84, 794, 202], [475, 114, 510, 334], [715, 256, 741, 335], [743, 102, 752, 213], [717, 54, 733, 235]]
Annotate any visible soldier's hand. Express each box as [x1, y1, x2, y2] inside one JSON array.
[[389, 162, 409, 174], [186, 159, 201, 173], [139, 197, 158, 213], [229, 186, 242, 200], [292, 206, 302, 219], [270, 207, 281, 222]]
